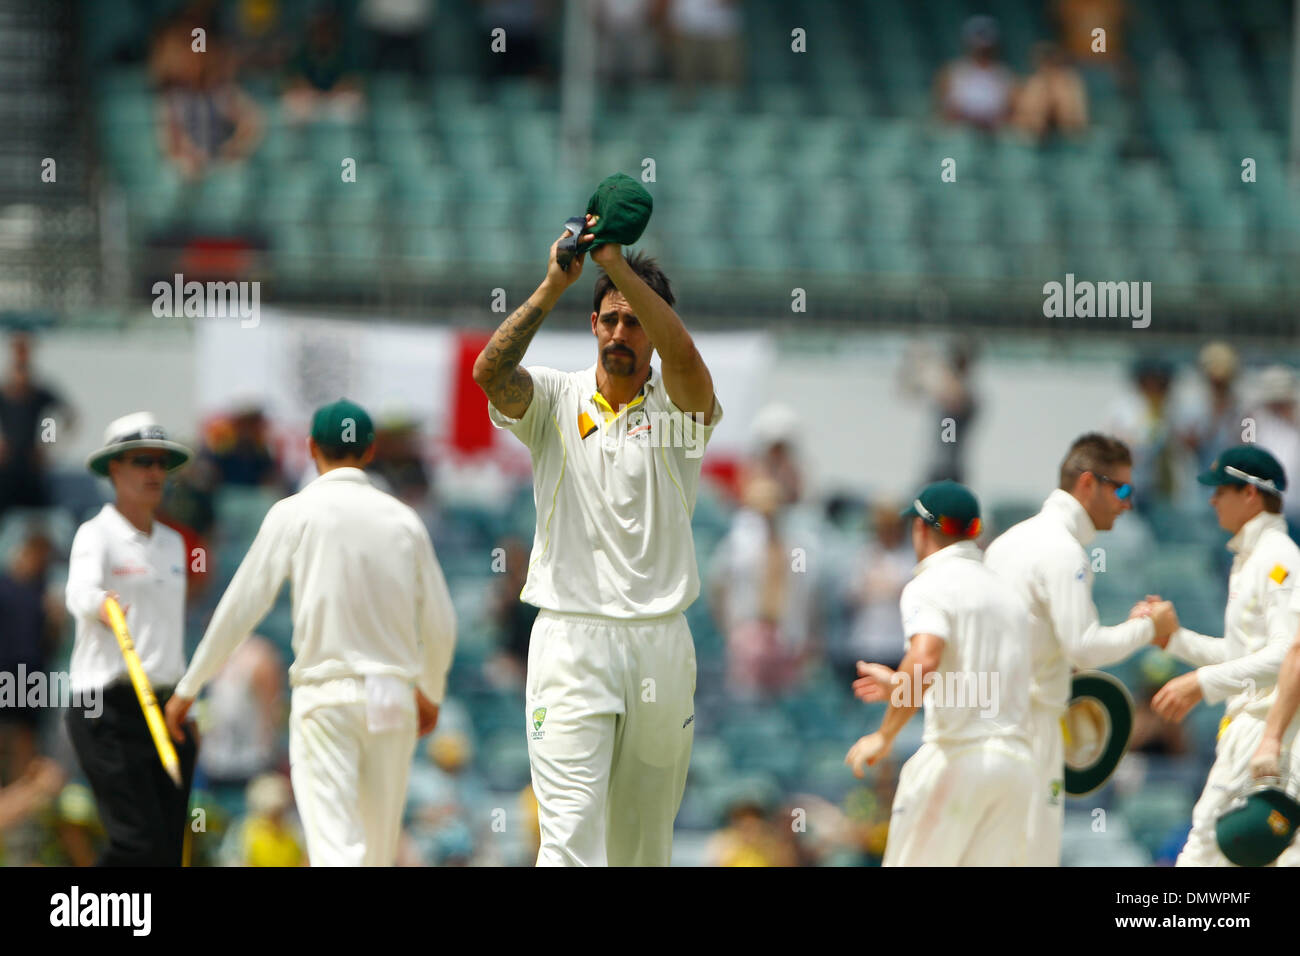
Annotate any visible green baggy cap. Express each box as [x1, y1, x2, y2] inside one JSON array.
[[1197, 445, 1287, 495], [580, 173, 653, 253], [311, 398, 375, 454], [1216, 785, 1300, 866], [901, 480, 983, 538]]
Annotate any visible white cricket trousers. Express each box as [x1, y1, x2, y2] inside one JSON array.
[[1025, 704, 1066, 866], [526, 610, 696, 867], [883, 737, 1035, 867], [288, 679, 417, 866], [1177, 711, 1300, 867]]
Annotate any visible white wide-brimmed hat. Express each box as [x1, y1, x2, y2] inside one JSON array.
[[86, 412, 193, 477]]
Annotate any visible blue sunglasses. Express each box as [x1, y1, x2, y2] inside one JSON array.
[[1094, 473, 1133, 500]]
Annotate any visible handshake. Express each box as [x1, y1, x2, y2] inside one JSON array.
[[1128, 593, 1179, 648]]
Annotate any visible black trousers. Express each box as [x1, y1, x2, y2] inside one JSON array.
[[66, 682, 198, 866]]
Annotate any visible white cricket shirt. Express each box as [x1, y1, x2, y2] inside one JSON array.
[[175, 468, 457, 703], [984, 489, 1155, 715], [489, 363, 722, 619], [65, 504, 188, 694], [1167, 511, 1300, 721], [899, 540, 1031, 745]]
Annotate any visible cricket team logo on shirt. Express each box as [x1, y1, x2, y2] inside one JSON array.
[[531, 706, 548, 741]]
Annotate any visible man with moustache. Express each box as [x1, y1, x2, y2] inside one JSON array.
[[472, 216, 722, 866]]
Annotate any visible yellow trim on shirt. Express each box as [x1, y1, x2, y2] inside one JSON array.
[[1217, 715, 1231, 741], [1270, 564, 1290, 585], [592, 390, 645, 424]]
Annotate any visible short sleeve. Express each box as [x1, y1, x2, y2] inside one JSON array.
[[487, 366, 566, 452], [899, 577, 950, 643], [651, 378, 723, 459]]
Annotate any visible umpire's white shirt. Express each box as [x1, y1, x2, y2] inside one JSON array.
[[900, 540, 1031, 745], [175, 468, 456, 703], [489, 363, 723, 619], [66, 504, 188, 694], [984, 489, 1154, 714], [1167, 511, 1300, 722]]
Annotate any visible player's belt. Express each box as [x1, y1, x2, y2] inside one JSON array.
[[1062, 671, 1135, 796]]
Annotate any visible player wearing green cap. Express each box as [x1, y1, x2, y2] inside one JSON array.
[[846, 480, 1035, 865], [472, 184, 721, 867], [1149, 444, 1300, 866], [164, 399, 457, 866]]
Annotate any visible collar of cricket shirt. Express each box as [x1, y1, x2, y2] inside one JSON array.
[[313, 466, 371, 485], [586, 363, 656, 425], [103, 503, 154, 542], [1227, 510, 1287, 556], [912, 538, 982, 577], [1043, 487, 1097, 548]]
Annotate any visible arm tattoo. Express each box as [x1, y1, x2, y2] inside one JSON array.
[[478, 302, 546, 409]]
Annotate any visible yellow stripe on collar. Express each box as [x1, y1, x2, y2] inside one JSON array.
[[592, 390, 645, 424]]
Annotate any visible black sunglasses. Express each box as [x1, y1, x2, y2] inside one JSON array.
[[123, 455, 169, 470]]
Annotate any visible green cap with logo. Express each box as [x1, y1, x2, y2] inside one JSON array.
[[580, 172, 653, 253], [1215, 783, 1300, 866], [900, 479, 983, 538], [310, 398, 375, 455], [1197, 445, 1287, 495]]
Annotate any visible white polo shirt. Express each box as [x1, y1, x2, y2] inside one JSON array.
[[899, 540, 1031, 746], [1167, 511, 1300, 722], [175, 468, 457, 703], [66, 504, 188, 694], [489, 363, 723, 619], [984, 489, 1155, 715]]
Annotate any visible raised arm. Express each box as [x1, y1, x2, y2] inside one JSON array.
[[586, 241, 715, 421], [473, 223, 592, 419]]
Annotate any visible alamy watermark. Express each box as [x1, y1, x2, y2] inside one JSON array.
[[152, 274, 260, 328], [0, 666, 101, 718], [887, 664, 1001, 718], [1042, 273, 1151, 329], [596, 405, 710, 459]]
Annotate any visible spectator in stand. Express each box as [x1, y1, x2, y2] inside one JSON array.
[[478, 0, 553, 80], [195, 634, 284, 817], [220, 772, 305, 866], [664, 0, 743, 98], [841, 501, 914, 674], [1177, 342, 1244, 476], [1055, 0, 1129, 70], [934, 15, 1017, 131], [898, 340, 980, 485], [283, 4, 365, 123], [359, 0, 436, 77], [0, 757, 63, 834], [367, 414, 433, 511], [1013, 42, 1088, 141], [224, 0, 294, 77], [594, 0, 661, 89], [487, 535, 537, 689], [747, 404, 803, 506], [1249, 365, 1300, 539], [1106, 357, 1182, 512], [709, 473, 818, 699], [705, 796, 798, 867], [0, 531, 60, 785], [402, 721, 492, 866], [0, 334, 76, 521], [202, 405, 282, 489], [157, 40, 263, 181]]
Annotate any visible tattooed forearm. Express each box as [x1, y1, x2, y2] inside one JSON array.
[[472, 301, 548, 417]]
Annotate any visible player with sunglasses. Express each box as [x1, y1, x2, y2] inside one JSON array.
[[64, 412, 198, 865], [984, 433, 1178, 866]]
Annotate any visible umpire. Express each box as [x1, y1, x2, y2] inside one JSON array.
[[65, 412, 198, 865]]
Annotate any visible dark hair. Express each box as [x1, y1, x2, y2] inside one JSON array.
[[1262, 491, 1283, 514], [591, 250, 675, 314], [1059, 433, 1133, 491], [316, 440, 372, 463]]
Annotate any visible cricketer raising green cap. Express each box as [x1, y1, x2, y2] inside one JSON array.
[[1197, 445, 1287, 496], [310, 398, 375, 454], [901, 480, 983, 538]]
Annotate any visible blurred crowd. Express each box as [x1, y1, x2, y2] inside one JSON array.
[[935, 1, 1133, 142], [1, 329, 1297, 864]]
